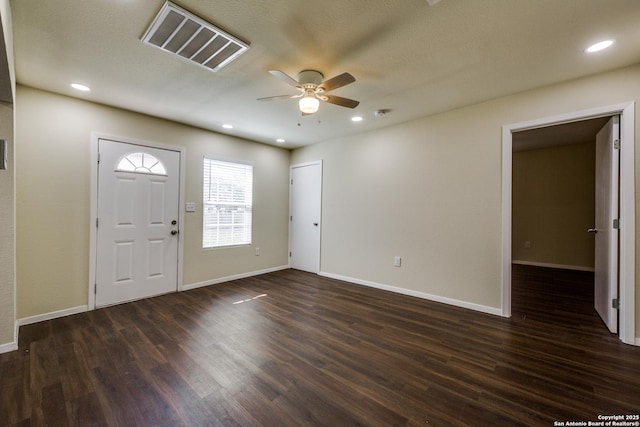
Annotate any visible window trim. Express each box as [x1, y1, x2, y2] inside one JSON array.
[[202, 157, 254, 249]]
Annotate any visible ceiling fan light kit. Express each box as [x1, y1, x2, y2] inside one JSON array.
[[258, 69, 359, 115], [299, 93, 320, 114]]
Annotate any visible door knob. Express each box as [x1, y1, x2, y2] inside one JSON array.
[[171, 230, 179, 235], [587, 228, 598, 234], [313, 222, 318, 226]]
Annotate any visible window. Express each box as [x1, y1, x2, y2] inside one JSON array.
[[203, 158, 253, 248], [116, 152, 167, 175]]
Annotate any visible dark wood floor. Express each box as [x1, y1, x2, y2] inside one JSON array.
[[2, 266, 639, 426]]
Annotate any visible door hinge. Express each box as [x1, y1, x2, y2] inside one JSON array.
[[97, 152, 101, 163], [614, 139, 620, 150], [291, 179, 293, 185], [613, 219, 620, 229], [96, 218, 99, 228], [289, 251, 292, 257], [94, 283, 97, 295], [290, 215, 293, 221], [612, 298, 620, 309]]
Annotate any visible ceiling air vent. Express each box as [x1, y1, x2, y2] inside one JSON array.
[[142, 1, 249, 72]]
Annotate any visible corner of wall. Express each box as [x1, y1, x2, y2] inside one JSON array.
[[0, 0, 16, 353]]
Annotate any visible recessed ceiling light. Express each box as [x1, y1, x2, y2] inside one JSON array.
[[222, 124, 233, 129], [70, 83, 90, 92], [351, 116, 363, 122], [585, 39, 615, 53], [276, 138, 285, 143]]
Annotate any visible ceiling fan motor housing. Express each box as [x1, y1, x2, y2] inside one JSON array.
[[298, 70, 324, 87]]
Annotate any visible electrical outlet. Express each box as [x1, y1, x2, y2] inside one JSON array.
[[525, 241, 531, 248], [186, 202, 196, 212], [394, 256, 402, 267], [255, 247, 260, 256]]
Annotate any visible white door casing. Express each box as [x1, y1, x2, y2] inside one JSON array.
[[95, 138, 181, 307], [593, 116, 619, 333], [289, 161, 322, 273]]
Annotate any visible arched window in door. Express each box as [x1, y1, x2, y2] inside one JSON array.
[[115, 152, 167, 175]]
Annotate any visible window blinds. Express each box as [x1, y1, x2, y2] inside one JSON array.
[[203, 158, 253, 248]]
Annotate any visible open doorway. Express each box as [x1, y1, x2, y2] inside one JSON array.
[[501, 103, 635, 346], [511, 117, 610, 333]]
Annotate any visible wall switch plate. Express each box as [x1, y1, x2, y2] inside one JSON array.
[[394, 256, 402, 267], [255, 247, 260, 256], [524, 241, 531, 248], [186, 202, 196, 212]]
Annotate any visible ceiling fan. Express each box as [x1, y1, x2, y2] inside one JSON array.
[[258, 70, 359, 115]]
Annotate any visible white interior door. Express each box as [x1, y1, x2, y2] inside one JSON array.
[[289, 162, 322, 273], [96, 139, 180, 307], [593, 116, 619, 333]]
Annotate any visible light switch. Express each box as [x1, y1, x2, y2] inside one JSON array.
[[186, 202, 196, 212]]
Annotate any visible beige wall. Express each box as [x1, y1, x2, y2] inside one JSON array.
[[16, 86, 290, 319], [0, 0, 15, 348], [512, 142, 596, 270], [0, 103, 14, 346], [291, 64, 640, 330]]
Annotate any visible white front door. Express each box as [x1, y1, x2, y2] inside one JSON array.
[[96, 139, 181, 307], [593, 116, 620, 333], [289, 162, 322, 273]]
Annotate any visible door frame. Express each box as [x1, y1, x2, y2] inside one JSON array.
[[288, 160, 323, 273], [501, 102, 636, 345], [88, 133, 186, 310]]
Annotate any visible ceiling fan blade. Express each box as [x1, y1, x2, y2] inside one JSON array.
[[319, 72, 356, 92], [257, 94, 301, 102], [324, 95, 360, 109], [269, 70, 302, 89]]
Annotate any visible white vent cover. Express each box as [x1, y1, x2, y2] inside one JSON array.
[[142, 2, 249, 72]]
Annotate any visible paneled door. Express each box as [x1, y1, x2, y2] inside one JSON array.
[[96, 139, 180, 307], [289, 161, 322, 273]]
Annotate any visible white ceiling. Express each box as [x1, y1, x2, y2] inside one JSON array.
[[10, 0, 640, 148]]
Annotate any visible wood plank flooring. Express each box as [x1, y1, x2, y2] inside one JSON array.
[[2, 266, 640, 426]]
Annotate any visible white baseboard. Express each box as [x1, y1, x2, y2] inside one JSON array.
[[17, 305, 88, 327], [4, 305, 89, 354], [512, 260, 595, 272], [8, 266, 289, 343], [319, 271, 503, 317], [181, 265, 289, 291], [7, 270, 638, 349], [0, 340, 17, 354]]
